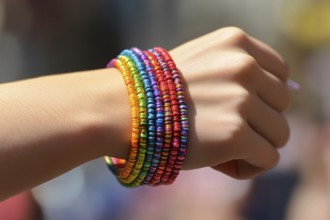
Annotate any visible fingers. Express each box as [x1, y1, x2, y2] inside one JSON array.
[[246, 36, 290, 82], [212, 160, 265, 179], [217, 27, 290, 82], [255, 70, 291, 112], [239, 125, 280, 169], [246, 95, 290, 148], [173, 27, 291, 177], [212, 124, 280, 179], [237, 61, 290, 148], [228, 52, 291, 113]]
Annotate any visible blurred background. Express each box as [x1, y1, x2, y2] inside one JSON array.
[[0, 0, 330, 219]]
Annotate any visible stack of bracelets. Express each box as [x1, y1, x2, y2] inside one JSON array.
[[105, 47, 189, 187]]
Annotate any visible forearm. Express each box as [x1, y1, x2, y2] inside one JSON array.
[[0, 68, 130, 200], [0, 27, 292, 200]]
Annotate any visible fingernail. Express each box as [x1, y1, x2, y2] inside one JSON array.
[[287, 79, 300, 90]]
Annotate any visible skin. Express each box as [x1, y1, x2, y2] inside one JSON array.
[[0, 27, 291, 201]]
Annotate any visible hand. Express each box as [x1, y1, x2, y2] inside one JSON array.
[[169, 27, 291, 179]]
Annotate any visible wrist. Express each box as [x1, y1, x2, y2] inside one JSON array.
[[90, 68, 131, 159]]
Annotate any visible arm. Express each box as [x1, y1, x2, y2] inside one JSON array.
[[0, 69, 131, 200], [0, 27, 291, 200]]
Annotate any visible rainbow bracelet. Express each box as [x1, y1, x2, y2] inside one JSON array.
[[106, 47, 189, 187], [121, 49, 156, 187]]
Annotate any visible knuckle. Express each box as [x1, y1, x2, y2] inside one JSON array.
[[223, 116, 247, 146], [237, 98, 254, 120], [236, 89, 253, 110], [232, 119, 247, 137], [230, 54, 259, 83], [220, 26, 249, 45], [235, 54, 259, 72]]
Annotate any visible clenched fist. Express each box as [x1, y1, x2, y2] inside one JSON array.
[[170, 27, 291, 179]]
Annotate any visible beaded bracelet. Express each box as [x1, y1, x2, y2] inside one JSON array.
[[143, 50, 173, 185], [130, 48, 165, 185], [149, 49, 181, 185], [121, 49, 156, 187], [153, 47, 189, 184], [105, 58, 139, 180], [105, 47, 189, 187]]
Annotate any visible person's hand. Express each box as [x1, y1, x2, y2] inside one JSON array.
[[169, 27, 291, 179]]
